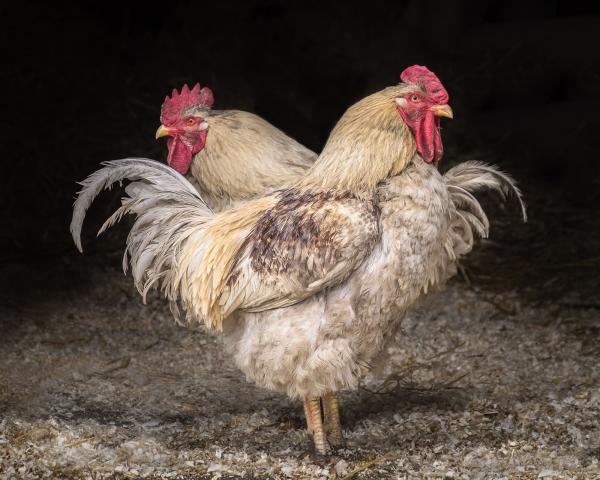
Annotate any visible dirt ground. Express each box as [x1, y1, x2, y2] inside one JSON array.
[[1, 246, 599, 479]]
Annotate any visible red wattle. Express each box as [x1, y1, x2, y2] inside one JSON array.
[[433, 117, 443, 161], [414, 111, 443, 163], [165, 130, 208, 174], [166, 136, 194, 174]]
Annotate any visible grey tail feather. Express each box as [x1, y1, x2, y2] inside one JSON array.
[[443, 161, 527, 260], [69, 158, 214, 322], [444, 160, 527, 223], [70, 157, 210, 253]]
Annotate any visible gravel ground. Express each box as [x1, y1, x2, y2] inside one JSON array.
[[1, 260, 599, 479]]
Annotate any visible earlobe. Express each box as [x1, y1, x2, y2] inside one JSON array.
[[395, 97, 408, 109]]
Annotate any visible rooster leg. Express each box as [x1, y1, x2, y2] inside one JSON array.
[[323, 392, 344, 447], [304, 396, 329, 455], [303, 399, 314, 434]]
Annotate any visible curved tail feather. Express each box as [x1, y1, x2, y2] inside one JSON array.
[[443, 160, 527, 259], [70, 158, 213, 319]]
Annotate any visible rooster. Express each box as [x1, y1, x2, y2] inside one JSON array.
[[154, 83, 316, 211], [71, 66, 525, 454]]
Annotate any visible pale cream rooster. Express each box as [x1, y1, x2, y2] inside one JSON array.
[[71, 66, 525, 454], [154, 83, 315, 211]]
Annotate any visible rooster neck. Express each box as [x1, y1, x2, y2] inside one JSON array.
[[190, 111, 255, 203], [300, 87, 417, 199], [190, 111, 315, 206]]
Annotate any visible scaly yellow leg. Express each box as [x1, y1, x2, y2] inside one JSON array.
[[323, 392, 344, 447], [303, 398, 314, 434], [304, 396, 329, 455]]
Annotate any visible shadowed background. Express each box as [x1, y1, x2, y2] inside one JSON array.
[[1, 0, 599, 301]]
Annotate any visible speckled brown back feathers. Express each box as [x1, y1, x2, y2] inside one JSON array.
[[216, 188, 379, 319], [243, 189, 356, 275]]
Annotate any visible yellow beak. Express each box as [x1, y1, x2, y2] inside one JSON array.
[[155, 124, 174, 139], [430, 104, 454, 119]]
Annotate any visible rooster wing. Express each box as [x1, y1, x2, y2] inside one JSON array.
[[218, 189, 379, 317]]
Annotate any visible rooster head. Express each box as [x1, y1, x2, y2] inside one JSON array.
[[155, 83, 215, 174], [395, 65, 452, 163]]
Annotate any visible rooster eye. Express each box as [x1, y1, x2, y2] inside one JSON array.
[[410, 95, 420, 102], [186, 118, 196, 125]]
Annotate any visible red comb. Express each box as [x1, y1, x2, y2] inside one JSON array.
[[160, 83, 214, 125], [400, 65, 449, 104]]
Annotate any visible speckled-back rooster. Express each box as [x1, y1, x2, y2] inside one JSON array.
[[71, 66, 525, 454]]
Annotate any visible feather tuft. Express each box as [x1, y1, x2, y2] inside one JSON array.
[[444, 160, 527, 259]]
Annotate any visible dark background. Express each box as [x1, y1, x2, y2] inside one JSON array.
[[2, 0, 599, 302]]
